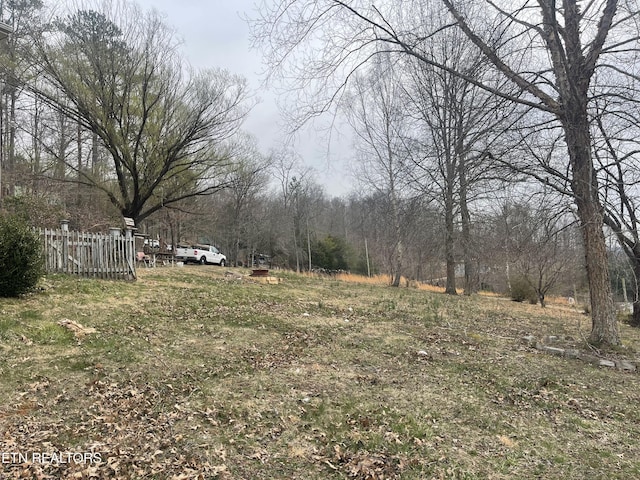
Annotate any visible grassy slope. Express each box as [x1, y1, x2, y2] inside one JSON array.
[[1, 267, 640, 479]]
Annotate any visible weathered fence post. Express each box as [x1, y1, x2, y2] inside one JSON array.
[[61, 220, 69, 273], [109, 227, 121, 280], [123, 217, 137, 280]]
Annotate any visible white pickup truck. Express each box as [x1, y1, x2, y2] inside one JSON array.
[[175, 244, 226, 266]]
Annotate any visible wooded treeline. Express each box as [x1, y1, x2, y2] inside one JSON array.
[[0, 1, 639, 345]]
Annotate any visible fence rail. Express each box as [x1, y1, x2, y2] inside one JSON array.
[[39, 222, 136, 280]]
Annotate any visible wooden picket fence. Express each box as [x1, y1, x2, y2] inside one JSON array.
[[39, 222, 136, 280]]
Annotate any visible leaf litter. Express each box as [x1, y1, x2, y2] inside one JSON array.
[[2, 268, 640, 479]]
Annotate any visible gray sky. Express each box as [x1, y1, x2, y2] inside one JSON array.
[[135, 0, 353, 197]]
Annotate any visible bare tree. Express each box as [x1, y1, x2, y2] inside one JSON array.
[[502, 194, 577, 308], [269, 149, 323, 271], [216, 134, 271, 266], [594, 103, 640, 326], [345, 55, 411, 286], [25, 1, 250, 224], [404, 23, 514, 295], [0, 0, 45, 199], [252, 0, 628, 345]]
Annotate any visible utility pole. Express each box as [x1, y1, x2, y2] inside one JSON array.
[[365, 237, 371, 278]]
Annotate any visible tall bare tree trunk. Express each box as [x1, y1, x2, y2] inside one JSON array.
[[76, 122, 83, 204], [390, 184, 403, 287], [32, 96, 40, 193], [444, 156, 457, 295], [293, 223, 300, 273], [77, 123, 82, 176], [459, 153, 477, 295], [91, 132, 98, 175], [306, 217, 312, 272], [444, 187, 457, 295], [391, 241, 403, 287], [0, 89, 5, 199], [7, 88, 15, 196], [460, 202, 476, 294], [578, 200, 618, 344], [56, 114, 67, 180], [564, 108, 619, 345]]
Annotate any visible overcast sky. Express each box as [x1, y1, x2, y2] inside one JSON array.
[[134, 0, 353, 197]]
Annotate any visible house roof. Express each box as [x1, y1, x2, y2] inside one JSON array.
[[0, 22, 12, 41]]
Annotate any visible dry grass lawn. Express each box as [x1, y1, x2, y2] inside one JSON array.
[[1, 266, 640, 479]]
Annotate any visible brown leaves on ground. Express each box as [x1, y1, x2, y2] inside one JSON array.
[[330, 444, 406, 480], [3, 268, 640, 479], [0, 378, 229, 479]]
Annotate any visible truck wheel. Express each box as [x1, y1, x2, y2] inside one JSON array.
[[200, 256, 207, 265], [219, 259, 226, 267]]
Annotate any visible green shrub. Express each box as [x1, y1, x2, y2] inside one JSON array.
[[510, 276, 537, 304], [0, 215, 44, 297], [311, 235, 351, 271]]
